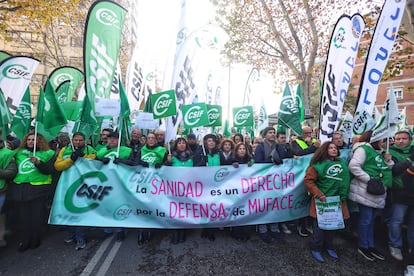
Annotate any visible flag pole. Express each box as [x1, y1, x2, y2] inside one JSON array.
[[116, 117, 122, 158], [33, 121, 38, 156]]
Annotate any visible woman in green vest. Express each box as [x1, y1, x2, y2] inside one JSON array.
[[304, 142, 350, 262], [166, 137, 194, 244], [8, 132, 55, 252]]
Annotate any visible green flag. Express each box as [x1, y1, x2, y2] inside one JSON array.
[[0, 88, 12, 140], [181, 103, 209, 128], [74, 93, 98, 140], [151, 90, 177, 119], [56, 80, 71, 104], [11, 88, 32, 140], [295, 83, 305, 123], [233, 106, 254, 127], [37, 79, 67, 137], [278, 82, 303, 135], [119, 80, 131, 145], [49, 66, 83, 102], [206, 105, 222, 127], [223, 119, 231, 137]]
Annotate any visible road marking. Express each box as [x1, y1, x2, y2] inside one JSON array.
[[79, 236, 114, 276], [96, 241, 123, 275]]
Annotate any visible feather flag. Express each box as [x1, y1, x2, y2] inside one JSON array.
[[278, 82, 302, 135], [0, 88, 12, 140], [11, 88, 32, 140], [256, 95, 269, 134], [295, 84, 305, 123]]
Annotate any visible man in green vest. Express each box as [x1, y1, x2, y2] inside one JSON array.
[[0, 129, 17, 247]]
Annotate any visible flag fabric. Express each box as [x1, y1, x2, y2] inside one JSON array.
[[256, 95, 268, 134], [55, 80, 71, 104], [319, 14, 365, 143], [374, 106, 382, 122], [0, 56, 39, 115], [206, 104, 222, 127], [397, 107, 408, 130], [0, 88, 12, 140], [181, 103, 209, 128], [278, 82, 303, 136], [295, 84, 305, 123], [36, 80, 68, 137], [119, 80, 131, 145], [223, 119, 231, 138], [74, 93, 98, 140], [353, 0, 406, 135], [0, 51, 10, 62], [11, 88, 32, 140], [49, 66, 83, 102], [233, 106, 254, 128], [371, 87, 402, 143], [151, 90, 177, 119], [83, 0, 126, 99]]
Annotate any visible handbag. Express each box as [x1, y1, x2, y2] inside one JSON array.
[[366, 178, 385, 195]]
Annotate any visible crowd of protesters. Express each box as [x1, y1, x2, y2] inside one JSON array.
[[0, 125, 413, 275]]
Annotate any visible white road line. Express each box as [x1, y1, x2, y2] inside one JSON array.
[[79, 236, 114, 276], [95, 240, 123, 276]]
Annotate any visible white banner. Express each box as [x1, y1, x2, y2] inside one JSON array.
[[95, 98, 120, 117], [319, 14, 365, 143], [353, 0, 406, 135], [0, 56, 39, 115]]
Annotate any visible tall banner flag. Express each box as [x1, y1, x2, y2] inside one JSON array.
[[11, 88, 32, 140], [319, 14, 365, 143], [278, 82, 303, 135], [151, 90, 177, 119], [0, 56, 39, 115], [126, 48, 144, 113], [233, 106, 254, 128], [0, 88, 12, 139], [295, 84, 305, 123], [353, 0, 406, 135], [83, 0, 127, 99], [206, 104, 222, 127], [164, 24, 229, 144], [181, 103, 209, 129], [49, 66, 83, 102], [256, 95, 268, 134], [371, 87, 402, 142]]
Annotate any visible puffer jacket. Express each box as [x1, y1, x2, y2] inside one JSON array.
[[348, 142, 393, 209]]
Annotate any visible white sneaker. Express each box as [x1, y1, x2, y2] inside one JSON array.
[[389, 246, 403, 261], [405, 265, 414, 276], [280, 223, 292, 234]]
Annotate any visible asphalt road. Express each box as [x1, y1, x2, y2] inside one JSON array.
[[0, 222, 407, 276]]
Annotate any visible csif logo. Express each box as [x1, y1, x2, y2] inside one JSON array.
[[141, 152, 157, 164], [214, 168, 230, 182], [52, 73, 73, 87], [184, 105, 204, 127], [153, 94, 173, 117], [327, 164, 343, 177], [96, 8, 120, 27], [18, 157, 35, 174], [280, 96, 298, 114], [234, 108, 251, 125], [64, 171, 112, 213], [3, 64, 30, 80], [207, 107, 220, 124]]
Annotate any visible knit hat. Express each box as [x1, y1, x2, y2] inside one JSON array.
[[261, 127, 275, 137]]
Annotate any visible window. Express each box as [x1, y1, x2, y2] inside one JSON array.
[[387, 86, 403, 100]]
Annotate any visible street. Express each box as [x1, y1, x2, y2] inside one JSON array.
[[0, 222, 406, 275]]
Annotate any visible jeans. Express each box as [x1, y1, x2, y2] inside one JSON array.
[[358, 204, 378, 249], [310, 218, 334, 251], [388, 205, 414, 251]]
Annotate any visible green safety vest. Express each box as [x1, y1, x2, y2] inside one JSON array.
[[360, 145, 392, 187], [0, 146, 15, 190], [96, 146, 132, 159], [172, 156, 193, 167], [141, 145, 167, 166], [311, 159, 350, 200], [14, 149, 55, 185]]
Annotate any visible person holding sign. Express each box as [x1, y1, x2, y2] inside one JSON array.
[[193, 133, 221, 241], [304, 142, 350, 262], [54, 132, 96, 250], [166, 137, 194, 244]]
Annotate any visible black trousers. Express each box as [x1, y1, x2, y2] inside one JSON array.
[[15, 196, 47, 245]]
